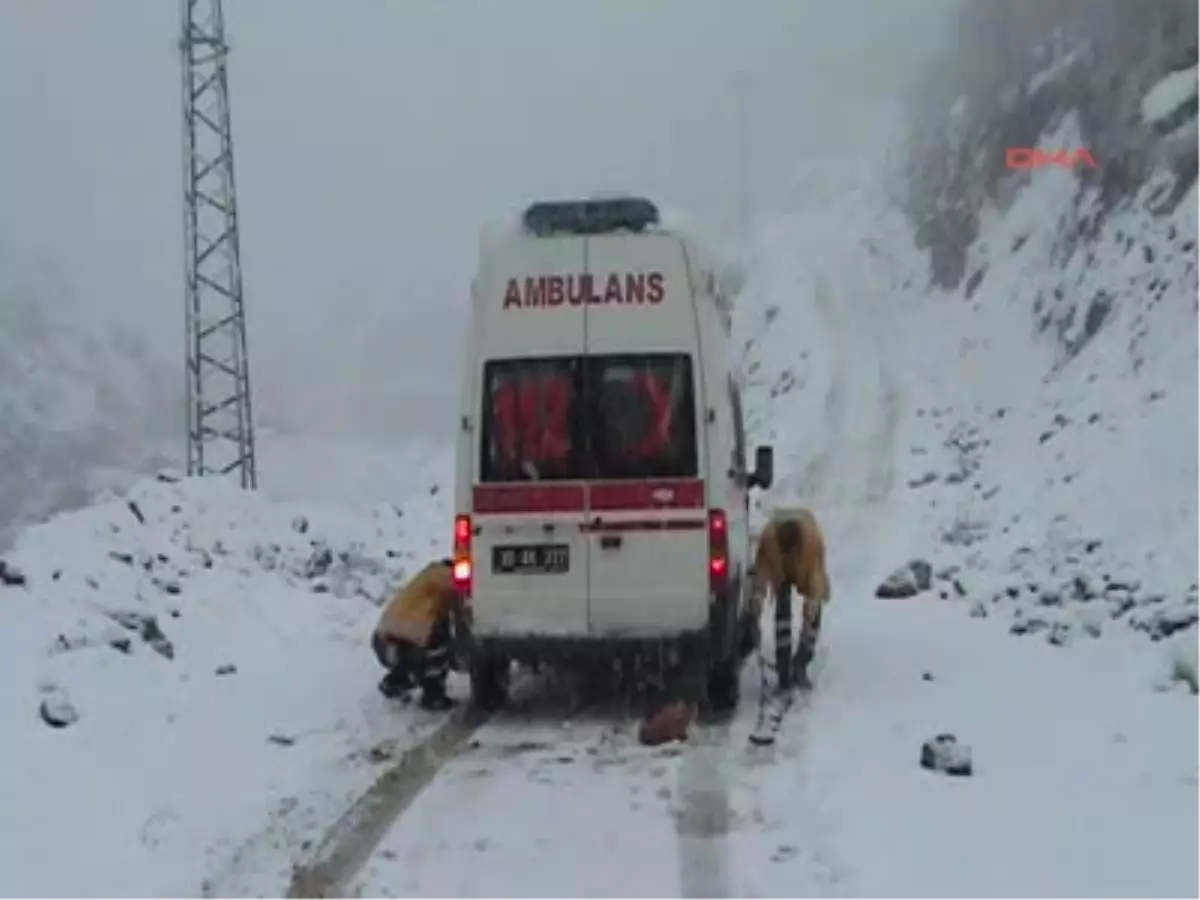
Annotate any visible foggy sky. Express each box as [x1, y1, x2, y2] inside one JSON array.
[[0, 0, 954, 444]]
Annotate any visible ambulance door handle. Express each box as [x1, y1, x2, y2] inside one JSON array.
[[542, 523, 555, 535], [600, 534, 622, 550]]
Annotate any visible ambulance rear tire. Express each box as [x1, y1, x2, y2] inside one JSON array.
[[706, 651, 740, 713], [469, 653, 509, 711]]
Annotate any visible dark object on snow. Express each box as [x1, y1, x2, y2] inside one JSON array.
[[910, 559, 933, 590], [522, 196, 660, 237], [0, 560, 27, 587], [138, 616, 175, 660], [108, 551, 135, 567], [127, 500, 146, 525], [267, 733, 295, 747], [639, 700, 696, 746], [876, 559, 934, 599], [107, 610, 176, 660], [920, 733, 972, 776], [305, 544, 333, 578], [39, 696, 79, 729], [215, 664, 237, 676]]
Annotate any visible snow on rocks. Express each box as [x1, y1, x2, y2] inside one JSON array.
[[0, 474, 455, 896], [1141, 64, 1198, 130], [1161, 632, 1199, 695], [0, 558, 26, 585], [919, 733, 973, 777], [37, 683, 80, 729], [829, 133, 1199, 754], [875, 558, 934, 599]]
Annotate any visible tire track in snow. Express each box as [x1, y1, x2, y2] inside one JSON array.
[[291, 672, 678, 897], [285, 706, 495, 898], [801, 275, 901, 536], [284, 672, 552, 898], [739, 275, 901, 897]]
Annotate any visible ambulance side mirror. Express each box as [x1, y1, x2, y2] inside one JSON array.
[[749, 445, 774, 490]]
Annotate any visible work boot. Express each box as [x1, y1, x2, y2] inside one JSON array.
[[378, 669, 413, 699], [419, 682, 455, 711], [793, 645, 814, 688]]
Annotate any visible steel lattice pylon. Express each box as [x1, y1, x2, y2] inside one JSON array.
[[181, 0, 257, 488]]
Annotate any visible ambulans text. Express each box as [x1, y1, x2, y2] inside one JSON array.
[[503, 272, 665, 309]]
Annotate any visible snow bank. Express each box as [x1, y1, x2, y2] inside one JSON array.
[[1142, 64, 1199, 127], [732, 157, 921, 525], [880, 166, 1198, 649], [732, 215, 836, 507], [0, 476, 455, 896]]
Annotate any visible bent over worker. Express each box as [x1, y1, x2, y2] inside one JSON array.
[[371, 558, 459, 710], [746, 507, 831, 690]]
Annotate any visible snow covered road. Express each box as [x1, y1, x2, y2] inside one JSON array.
[[326, 278, 907, 897], [238, 268, 1200, 897]]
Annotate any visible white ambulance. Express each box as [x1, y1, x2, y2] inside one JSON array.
[[451, 197, 774, 711]]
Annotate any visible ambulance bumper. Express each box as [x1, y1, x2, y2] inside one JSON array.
[[470, 630, 710, 667]]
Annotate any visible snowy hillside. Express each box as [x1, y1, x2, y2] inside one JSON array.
[[0, 476, 454, 896], [1, 150, 1194, 894], [737, 124, 1197, 666], [1, 76, 1196, 900]]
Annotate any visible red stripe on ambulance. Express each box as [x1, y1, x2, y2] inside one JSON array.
[[473, 479, 704, 514], [473, 483, 585, 514], [588, 479, 704, 511], [579, 518, 706, 533]]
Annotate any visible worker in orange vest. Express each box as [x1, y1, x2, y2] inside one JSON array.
[[747, 508, 831, 690], [371, 558, 460, 710]]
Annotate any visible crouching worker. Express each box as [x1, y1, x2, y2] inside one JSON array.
[[747, 507, 831, 691], [371, 558, 459, 711]]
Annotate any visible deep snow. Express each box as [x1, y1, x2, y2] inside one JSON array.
[[0, 475, 456, 896], [1, 155, 1197, 897]]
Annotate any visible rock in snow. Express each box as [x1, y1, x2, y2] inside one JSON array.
[[920, 733, 973, 777], [876, 558, 934, 598], [38, 687, 80, 730]]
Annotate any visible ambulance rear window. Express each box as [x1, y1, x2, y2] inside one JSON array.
[[479, 353, 697, 483], [479, 356, 582, 483], [586, 353, 697, 480]]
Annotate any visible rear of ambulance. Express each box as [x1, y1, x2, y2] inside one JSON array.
[[455, 198, 715, 647]]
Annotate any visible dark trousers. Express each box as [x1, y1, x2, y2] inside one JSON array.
[[373, 617, 451, 696], [774, 581, 822, 689]]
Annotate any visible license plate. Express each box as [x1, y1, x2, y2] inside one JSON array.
[[492, 544, 570, 575]]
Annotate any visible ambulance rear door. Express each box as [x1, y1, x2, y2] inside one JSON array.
[[582, 233, 711, 637], [469, 236, 591, 638]]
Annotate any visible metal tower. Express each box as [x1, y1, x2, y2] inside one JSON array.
[[180, 0, 257, 488]]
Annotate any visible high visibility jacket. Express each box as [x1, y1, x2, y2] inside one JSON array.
[[375, 560, 458, 648], [748, 507, 830, 618]]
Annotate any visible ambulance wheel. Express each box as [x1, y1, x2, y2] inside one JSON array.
[[736, 609, 760, 661], [469, 653, 509, 711], [706, 651, 740, 713]]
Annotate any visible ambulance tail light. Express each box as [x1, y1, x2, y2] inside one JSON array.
[[708, 508, 729, 595], [453, 514, 473, 598]]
